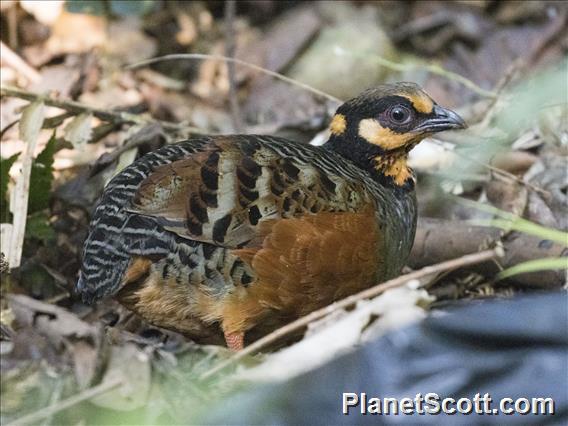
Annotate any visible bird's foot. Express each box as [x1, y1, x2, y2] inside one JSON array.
[[224, 331, 244, 351]]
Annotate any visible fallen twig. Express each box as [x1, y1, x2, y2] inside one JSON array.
[[199, 248, 500, 380], [0, 85, 205, 134], [461, 149, 549, 196], [333, 47, 497, 99], [0, 41, 41, 83], [6, 378, 123, 426], [126, 54, 343, 104], [97, 123, 167, 166], [428, 137, 550, 196], [410, 218, 566, 288]]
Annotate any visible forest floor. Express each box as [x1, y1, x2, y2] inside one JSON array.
[[0, 1, 566, 424]]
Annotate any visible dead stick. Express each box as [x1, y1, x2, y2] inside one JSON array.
[[6, 378, 123, 426], [427, 138, 549, 196], [126, 54, 343, 104], [200, 248, 499, 380], [0, 41, 41, 83], [410, 218, 567, 288], [0, 85, 204, 134]]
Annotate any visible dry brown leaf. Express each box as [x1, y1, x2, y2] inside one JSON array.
[[527, 192, 559, 230], [287, 2, 394, 99], [72, 340, 99, 390], [19, 100, 45, 144], [105, 18, 158, 65], [46, 11, 106, 55], [524, 153, 568, 230], [486, 177, 528, 217], [30, 64, 81, 98], [8, 295, 98, 344], [20, 0, 64, 26], [63, 113, 93, 149]]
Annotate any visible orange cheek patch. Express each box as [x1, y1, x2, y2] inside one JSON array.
[[358, 118, 415, 150], [330, 114, 347, 135], [403, 93, 434, 114]]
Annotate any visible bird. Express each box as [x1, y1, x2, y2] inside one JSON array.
[[77, 82, 466, 351]]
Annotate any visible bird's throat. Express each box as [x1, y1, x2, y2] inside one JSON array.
[[374, 152, 413, 187]]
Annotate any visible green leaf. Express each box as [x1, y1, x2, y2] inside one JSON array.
[[0, 153, 20, 223], [25, 211, 55, 242], [65, 0, 108, 16], [65, 0, 156, 16], [110, 0, 155, 16], [497, 257, 568, 281], [489, 218, 568, 247], [458, 197, 568, 246], [28, 132, 57, 214]]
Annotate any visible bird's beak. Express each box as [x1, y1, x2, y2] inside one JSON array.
[[415, 105, 467, 133]]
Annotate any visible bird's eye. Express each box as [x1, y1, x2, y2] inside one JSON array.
[[389, 106, 411, 124]]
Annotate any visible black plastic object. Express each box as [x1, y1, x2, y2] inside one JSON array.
[[203, 292, 568, 424]]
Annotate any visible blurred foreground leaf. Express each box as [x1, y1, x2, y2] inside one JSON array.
[[460, 197, 568, 280], [461, 197, 568, 246], [66, 0, 108, 15], [63, 113, 93, 149], [19, 101, 45, 146], [447, 61, 568, 180], [497, 257, 567, 281], [66, 0, 155, 16], [25, 211, 55, 242], [109, 0, 156, 16]]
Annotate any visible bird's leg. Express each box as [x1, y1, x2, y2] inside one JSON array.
[[224, 331, 244, 352]]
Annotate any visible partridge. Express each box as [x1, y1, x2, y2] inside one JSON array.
[[77, 82, 466, 350]]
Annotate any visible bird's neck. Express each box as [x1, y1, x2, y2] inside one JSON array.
[[325, 134, 414, 190], [373, 152, 413, 187]]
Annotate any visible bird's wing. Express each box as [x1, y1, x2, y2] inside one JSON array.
[[127, 136, 387, 334], [129, 137, 374, 248]]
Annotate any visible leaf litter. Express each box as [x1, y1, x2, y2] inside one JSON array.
[[0, 1, 566, 423]]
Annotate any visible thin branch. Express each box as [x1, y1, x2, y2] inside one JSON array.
[[470, 154, 550, 196], [426, 131, 550, 196], [224, 0, 242, 132], [99, 123, 166, 165], [6, 378, 123, 426], [126, 54, 343, 104], [429, 138, 550, 196], [0, 85, 206, 134], [7, 7, 18, 51], [0, 117, 20, 140], [199, 248, 500, 381], [333, 47, 497, 99], [0, 41, 41, 83]]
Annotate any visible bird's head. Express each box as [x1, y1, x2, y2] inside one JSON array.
[[326, 82, 466, 188]]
